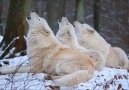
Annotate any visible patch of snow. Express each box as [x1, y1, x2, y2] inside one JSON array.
[[4, 37, 19, 51], [24, 35, 27, 40], [0, 56, 129, 90], [4, 47, 16, 59], [0, 36, 3, 56], [15, 52, 21, 57], [10, 47, 16, 54], [0, 35, 3, 42]]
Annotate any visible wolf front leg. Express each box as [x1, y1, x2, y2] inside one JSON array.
[[53, 70, 94, 86], [0, 66, 32, 74]]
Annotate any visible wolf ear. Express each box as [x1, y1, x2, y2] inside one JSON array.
[[87, 29, 95, 33]]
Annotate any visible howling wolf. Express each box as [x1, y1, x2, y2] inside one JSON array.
[[56, 17, 105, 71], [0, 12, 95, 86], [74, 21, 129, 70]]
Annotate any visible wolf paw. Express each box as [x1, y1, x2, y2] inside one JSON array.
[[44, 75, 53, 80], [116, 66, 123, 69], [48, 85, 60, 90]]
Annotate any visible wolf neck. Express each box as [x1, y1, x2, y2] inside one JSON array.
[[51, 34, 68, 48], [69, 31, 85, 50], [27, 30, 66, 58]]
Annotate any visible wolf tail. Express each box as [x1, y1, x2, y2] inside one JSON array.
[[53, 70, 94, 86]]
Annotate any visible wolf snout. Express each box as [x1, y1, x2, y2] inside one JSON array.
[[31, 10, 35, 12], [58, 19, 62, 22], [27, 16, 31, 20]]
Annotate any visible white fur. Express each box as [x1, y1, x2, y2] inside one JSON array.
[[106, 47, 129, 69], [56, 17, 105, 71], [74, 21, 129, 70], [74, 21, 111, 59], [0, 12, 95, 86]]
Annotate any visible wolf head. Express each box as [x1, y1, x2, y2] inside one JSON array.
[[57, 17, 74, 38], [74, 21, 95, 35], [56, 17, 82, 49], [74, 21, 111, 59], [26, 11, 62, 48], [26, 11, 53, 36]]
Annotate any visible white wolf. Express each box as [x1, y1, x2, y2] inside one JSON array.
[[56, 17, 105, 70], [0, 12, 95, 86], [74, 21, 129, 70]]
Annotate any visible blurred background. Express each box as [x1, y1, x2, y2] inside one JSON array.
[[0, 0, 129, 59]]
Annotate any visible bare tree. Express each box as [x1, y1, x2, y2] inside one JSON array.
[[0, 0, 3, 35], [75, 0, 85, 23], [58, 0, 66, 19], [47, 0, 58, 34], [0, 0, 31, 59], [46, 0, 66, 34], [93, 0, 101, 32]]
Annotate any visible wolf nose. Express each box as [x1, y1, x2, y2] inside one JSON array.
[[31, 10, 35, 12], [27, 16, 31, 20], [58, 19, 61, 22]]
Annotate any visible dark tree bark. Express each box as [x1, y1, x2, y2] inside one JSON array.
[[0, 0, 3, 35], [58, 0, 66, 19], [0, 0, 31, 59], [93, 0, 101, 32], [75, 0, 85, 23], [47, 0, 58, 34], [47, 0, 66, 34]]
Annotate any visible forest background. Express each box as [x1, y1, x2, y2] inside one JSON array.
[[0, 0, 129, 59]]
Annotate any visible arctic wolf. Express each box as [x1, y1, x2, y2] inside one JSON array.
[[0, 12, 95, 86], [74, 21, 129, 70], [56, 17, 105, 70]]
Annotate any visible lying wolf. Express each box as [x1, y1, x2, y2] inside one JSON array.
[[74, 21, 129, 70], [0, 12, 95, 86], [56, 17, 105, 71]]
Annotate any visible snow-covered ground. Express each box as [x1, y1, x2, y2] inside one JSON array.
[[0, 35, 129, 90], [0, 56, 129, 90]]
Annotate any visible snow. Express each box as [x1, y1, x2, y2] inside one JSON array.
[[0, 35, 3, 42], [0, 35, 129, 90], [0, 56, 129, 90], [0, 37, 128, 90]]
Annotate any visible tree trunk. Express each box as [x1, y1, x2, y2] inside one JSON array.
[[47, 0, 66, 34], [0, 0, 3, 35], [58, 0, 66, 19], [0, 0, 31, 59], [75, 0, 85, 23], [93, 0, 101, 32], [47, 0, 58, 34]]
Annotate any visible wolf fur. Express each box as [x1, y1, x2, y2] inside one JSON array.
[[0, 12, 95, 86], [106, 47, 129, 69], [56, 17, 105, 71], [74, 21, 129, 70]]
